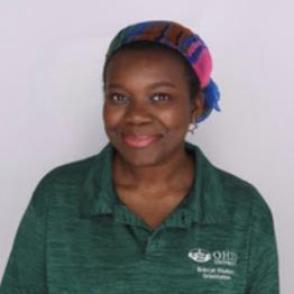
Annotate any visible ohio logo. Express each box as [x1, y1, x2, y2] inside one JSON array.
[[188, 248, 238, 266], [188, 248, 212, 263]]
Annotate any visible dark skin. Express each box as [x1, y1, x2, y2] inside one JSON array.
[[103, 48, 204, 230]]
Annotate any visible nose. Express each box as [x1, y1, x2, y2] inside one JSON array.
[[124, 99, 152, 125]]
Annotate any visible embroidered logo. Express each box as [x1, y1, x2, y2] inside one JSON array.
[[188, 248, 211, 263], [188, 248, 238, 266], [188, 248, 238, 281]]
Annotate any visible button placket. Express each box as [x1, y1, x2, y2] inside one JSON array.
[[144, 228, 163, 254]]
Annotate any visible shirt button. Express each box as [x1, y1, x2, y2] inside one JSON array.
[[146, 240, 160, 251]]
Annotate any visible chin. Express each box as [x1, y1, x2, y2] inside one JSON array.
[[116, 148, 166, 168]]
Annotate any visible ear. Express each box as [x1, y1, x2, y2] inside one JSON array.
[[190, 91, 204, 122]]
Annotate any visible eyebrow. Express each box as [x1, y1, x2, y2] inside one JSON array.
[[147, 81, 176, 89], [106, 81, 176, 90]]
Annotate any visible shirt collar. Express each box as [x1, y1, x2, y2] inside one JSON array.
[[79, 141, 230, 227]]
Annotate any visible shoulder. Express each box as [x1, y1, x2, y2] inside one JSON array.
[[31, 143, 114, 207], [36, 153, 98, 191], [188, 142, 274, 226], [29, 152, 102, 213], [188, 142, 275, 228], [214, 166, 274, 230]]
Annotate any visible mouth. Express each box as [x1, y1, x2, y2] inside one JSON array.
[[122, 134, 162, 148]]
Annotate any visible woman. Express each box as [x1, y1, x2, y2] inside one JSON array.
[[0, 20, 279, 293]]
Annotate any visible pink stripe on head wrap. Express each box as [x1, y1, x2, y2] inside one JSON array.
[[192, 49, 212, 88]]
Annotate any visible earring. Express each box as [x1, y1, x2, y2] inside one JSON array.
[[188, 122, 198, 134]]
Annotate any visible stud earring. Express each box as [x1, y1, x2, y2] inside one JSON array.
[[188, 122, 198, 134]]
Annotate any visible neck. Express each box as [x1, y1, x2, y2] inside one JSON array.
[[112, 145, 194, 190]]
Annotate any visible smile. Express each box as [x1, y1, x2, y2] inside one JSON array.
[[122, 134, 161, 148]]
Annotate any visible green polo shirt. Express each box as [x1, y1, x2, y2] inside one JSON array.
[[0, 141, 279, 294]]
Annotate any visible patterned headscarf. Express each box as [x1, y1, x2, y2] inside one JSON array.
[[105, 20, 221, 123]]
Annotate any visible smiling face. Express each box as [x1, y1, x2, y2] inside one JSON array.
[[103, 47, 203, 167]]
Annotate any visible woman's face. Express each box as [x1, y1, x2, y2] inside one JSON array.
[[103, 48, 203, 167]]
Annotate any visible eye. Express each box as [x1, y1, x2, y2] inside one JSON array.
[[150, 93, 171, 103], [107, 93, 129, 104]]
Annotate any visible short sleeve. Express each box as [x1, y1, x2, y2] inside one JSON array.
[[0, 176, 51, 294], [246, 192, 279, 294]]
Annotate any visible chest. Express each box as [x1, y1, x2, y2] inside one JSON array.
[[46, 211, 249, 294]]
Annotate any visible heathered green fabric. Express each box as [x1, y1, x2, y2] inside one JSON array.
[[0, 141, 279, 294]]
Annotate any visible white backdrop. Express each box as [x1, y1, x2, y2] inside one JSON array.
[[1, 0, 293, 292]]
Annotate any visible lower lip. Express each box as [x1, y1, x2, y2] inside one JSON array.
[[122, 135, 161, 148]]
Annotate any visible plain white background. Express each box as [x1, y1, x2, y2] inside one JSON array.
[[0, 0, 293, 292]]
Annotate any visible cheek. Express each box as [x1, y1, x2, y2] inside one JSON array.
[[103, 104, 124, 130], [159, 107, 191, 130]]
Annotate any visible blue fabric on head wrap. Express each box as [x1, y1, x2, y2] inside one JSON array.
[[197, 79, 221, 123]]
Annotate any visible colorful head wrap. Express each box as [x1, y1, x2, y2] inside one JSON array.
[[105, 20, 221, 123]]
